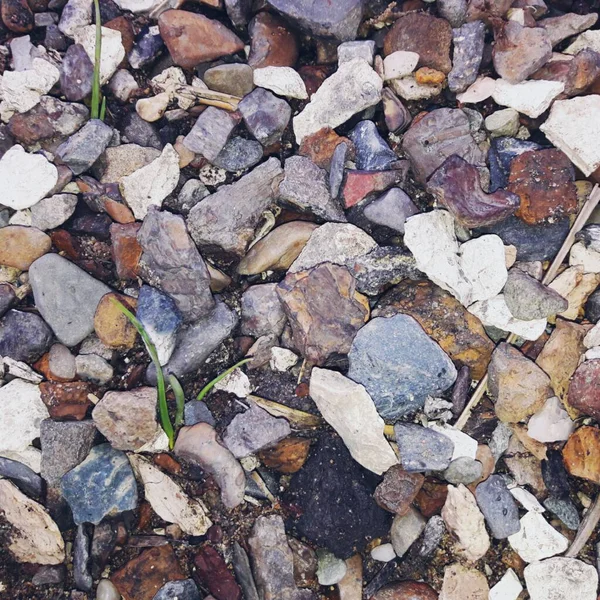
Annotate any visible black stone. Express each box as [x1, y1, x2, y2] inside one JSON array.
[[488, 137, 542, 192], [0, 309, 53, 362], [71, 214, 113, 240], [349, 120, 398, 171], [541, 449, 570, 497], [283, 434, 392, 559], [73, 524, 92, 592], [90, 521, 119, 579], [0, 457, 43, 500], [585, 288, 600, 324]]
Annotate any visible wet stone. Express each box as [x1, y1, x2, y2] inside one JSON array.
[[213, 137, 263, 172], [60, 43, 93, 101], [448, 21, 485, 93], [349, 120, 398, 171], [374, 465, 424, 515], [0, 309, 53, 363], [475, 475, 520, 539], [394, 423, 454, 472], [239, 87, 291, 147]]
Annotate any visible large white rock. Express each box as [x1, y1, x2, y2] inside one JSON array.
[[565, 30, 600, 55], [73, 25, 125, 84], [129, 454, 212, 536], [383, 51, 419, 80], [0, 145, 58, 210], [528, 396, 574, 443], [0, 480, 65, 564], [489, 569, 523, 600], [492, 79, 564, 118], [461, 235, 508, 303], [525, 558, 598, 600], [0, 380, 49, 453], [309, 368, 398, 475], [468, 294, 547, 341], [508, 512, 569, 563], [120, 143, 180, 219], [293, 58, 382, 143], [541, 96, 600, 176], [254, 66, 308, 100]]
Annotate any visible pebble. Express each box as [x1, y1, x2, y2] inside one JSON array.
[[443, 457, 483, 485], [73, 523, 92, 592], [349, 120, 398, 171], [110, 222, 142, 281], [96, 579, 121, 600], [524, 558, 598, 600], [247, 11, 298, 68], [61, 443, 137, 525], [448, 21, 485, 93], [382, 88, 412, 134], [570, 241, 600, 274], [338, 40, 376, 65], [93, 293, 137, 350], [430, 424, 478, 461], [565, 29, 600, 55], [485, 108, 520, 138], [128, 25, 164, 70], [0, 225, 51, 271], [129, 455, 211, 536], [253, 66, 307, 99], [203, 63, 253, 98], [257, 437, 310, 474], [213, 137, 263, 173], [239, 87, 291, 147], [30, 194, 78, 231], [175, 423, 245, 509], [0, 456, 42, 499], [363, 188, 418, 234], [492, 79, 564, 118], [241, 284, 285, 338], [382, 50, 419, 80], [541, 13, 598, 47], [475, 475, 520, 539], [370, 543, 395, 563], [316, 549, 347, 586], [390, 75, 443, 101], [510, 485, 545, 513], [120, 144, 180, 220], [293, 59, 382, 144], [184, 401, 216, 427], [508, 511, 569, 562], [489, 569, 522, 600], [136, 93, 169, 122], [394, 423, 454, 472], [544, 496, 580, 530], [341, 167, 408, 209], [310, 368, 397, 475], [73, 25, 124, 84], [528, 397, 574, 443], [59, 43, 93, 101], [563, 426, 600, 484], [56, 119, 113, 176], [75, 353, 114, 384], [374, 465, 424, 515], [183, 106, 237, 162], [109, 68, 139, 101], [439, 563, 488, 600], [390, 506, 426, 557]]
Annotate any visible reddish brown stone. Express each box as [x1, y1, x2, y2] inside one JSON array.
[[105, 16, 134, 65], [415, 67, 445, 86], [466, 0, 514, 22], [1, 0, 33, 32], [50, 230, 82, 261], [0, 226, 51, 270], [258, 437, 311, 473], [384, 12, 452, 74], [563, 425, 600, 484], [371, 581, 438, 600], [152, 453, 182, 476], [414, 478, 449, 517], [39, 381, 93, 421], [567, 360, 600, 420], [509, 149, 577, 225], [342, 168, 407, 209], [110, 222, 142, 280], [194, 546, 242, 600], [111, 545, 185, 600], [103, 197, 135, 224], [298, 65, 333, 97], [158, 10, 244, 69], [374, 465, 424, 516], [248, 11, 299, 68], [298, 128, 352, 170]]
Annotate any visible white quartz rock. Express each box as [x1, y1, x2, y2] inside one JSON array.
[[371, 543, 396, 562], [309, 367, 398, 475], [489, 569, 523, 600], [293, 59, 382, 143], [509, 486, 545, 513], [0, 145, 58, 210], [565, 30, 600, 55], [253, 66, 308, 100], [508, 512, 569, 563], [528, 397, 574, 443], [129, 454, 212, 535], [525, 558, 598, 600], [214, 368, 252, 398], [492, 79, 564, 118], [570, 241, 600, 273], [73, 25, 125, 84], [270, 347, 298, 372], [383, 51, 419, 80]]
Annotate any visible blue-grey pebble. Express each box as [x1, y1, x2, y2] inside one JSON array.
[[443, 457, 483, 485], [213, 137, 264, 172], [475, 474, 520, 539], [544, 496, 580, 531], [153, 579, 200, 600], [0, 456, 43, 499], [394, 423, 454, 472], [184, 401, 216, 427], [349, 120, 398, 171]]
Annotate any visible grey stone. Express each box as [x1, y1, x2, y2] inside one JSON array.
[[203, 63, 254, 97], [30, 193, 78, 231], [172, 179, 209, 215], [56, 119, 113, 175], [316, 549, 346, 586], [0, 456, 43, 499], [329, 141, 348, 199], [540, 13, 599, 48], [0, 309, 53, 362], [32, 565, 65, 586], [61, 443, 137, 525], [394, 423, 455, 472], [241, 283, 286, 337], [153, 579, 200, 600], [187, 157, 283, 256], [438, 0, 467, 27], [213, 137, 263, 172], [349, 120, 398, 171], [182, 107, 238, 162], [391, 506, 426, 557], [121, 111, 162, 150], [223, 404, 291, 458], [138, 208, 214, 323], [448, 21, 486, 93], [0, 284, 17, 319], [58, 0, 91, 36], [184, 401, 216, 427], [475, 474, 521, 539], [60, 43, 93, 102], [224, 0, 252, 27], [363, 187, 419, 234], [73, 524, 92, 592], [417, 515, 446, 558], [239, 87, 291, 146], [75, 354, 113, 384], [347, 314, 457, 420], [543, 496, 580, 531], [443, 457, 483, 485], [279, 155, 346, 222], [338, 40, 376, 65], [232, 542, 260, 600]]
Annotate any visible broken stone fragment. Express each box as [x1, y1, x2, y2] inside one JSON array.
[[492, 79, 564, 118], [448, 20, 485, 93]]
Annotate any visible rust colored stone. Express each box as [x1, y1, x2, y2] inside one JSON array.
[[509, 149, 578, 225], [103, 197, 135, 224], [51, 229, 81, 261], [563, 426, 600, 485], [193, 546, 242, 600], [466, 0, 514, 22], [298, 65, 333, 96], [40, 381, 94, 421], [414, 478, 448, 517], [298, 128, 352, 170], [248, 11, 299, 68], [374, 465, 424, 516], [94, 292, 138, 350], [110, 222, 142, 280], [152, 453, 182, 476], [1, 0, 33, 32], [371, 580, 438, 600], [374, 280, 494, 380], [415, 67, 445, 86], [258, 437, 311, 473], [0, 226, 51, 270], [342, 168, 407, 209], [567, 360, 600, 420]]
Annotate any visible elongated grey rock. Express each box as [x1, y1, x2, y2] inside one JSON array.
[[475, 475, 521, 539]]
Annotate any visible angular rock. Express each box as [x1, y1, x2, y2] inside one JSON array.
[[316, 549, 346, 586], [563, 425, 600, 484], [237, 87, 290, 147], [254, 66, 307, 100], [489, 569, 522, 600], [540, 13, 598, 47], [73, 25, 124, 84], [94, 293, 137, 350], [508, 511, 569, 562], [524, 558, 598, 600], [528, 397, 574, 443], [182, 107, 238, 162], [56, 119, 113, 176], [111, 222, 142, 280], [247, 12, 299, 69], [492, 79, 564, 119], [390, 506, 426, 557], [475, 475, 520, 539], [349, 120, 398, 171], [394, 423, 454, 472], [213, 137, 263, 172], [363, 188, 418, 234], [374, 465, 424, 515], [341, 168, 408, 209], [30, 194, 78, 231], [485, 108, 520, 138], [60, 43, 93, 101], [0, 457, 42, 499], [448, 21, 486, 93], [258, 437, 310, 474], [443, 457, 483, 485], [1, 0, 34, 33], [193, 546, 242, 600], [0, 309, 53, 363], [154, 580, 201, 600], [439, 564, 489, 600], [544, 496, 580, 531], [241, 284, 286, 338]]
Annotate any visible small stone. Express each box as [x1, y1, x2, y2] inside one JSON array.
[[0, 226, 51, 271], [563, 426, 600, 484], [492, 79, 564, 119], [430, 425, 478, 461], [39, 381, 91, 420], [524, 557, 598, 600], [316, 549, 347, 586], [110, 222, 142, 280], [109, 69, 139, 101], [540, 13, 598, 47], [93, 293, 137, 350], [1, 0, 34, 32], [182, 107, 237, 162], [247, 11, 298, 69], [374, 465, 424, 515], [370, 543, 395, 563], [390, 75, 442, 101], [73, 25, 124, 84], [213, 137, 263, 173], [61, 443, 137, 525], [153, 580, 201, 600], [382, 89, 412, 134], [136, 93, 169, 122], [309, 368, 398, 475], [528, 397, 574, 443], [239, 87, 291, 147], [570, 241, 600, 274], [485, 108, 520, 138], [338, 40, 376, 65], [390, 506, 426, 557], [258, 437, 310, 473], [448, 21, 486, 93], [253, 66, 307, 100], [544, 496, 580, 530], [508, 512, 569, 562], [363, 188, 418, 234], [175, 423, 245, 509], [475, 475, 520, 539], [565, 29, 600, 55], [97, 580, 121, 600], [394, 423, 455, 472], [60, 43, 93, 101], [373, 581, 437, 600], [382, 51, 419, 80], [439, 564, 488, 600], [443, 457, 483, 485], [457, 75, 497, 103], [203, 64, 253, 98], [489, 569, 522, 600], [0, 456, 42, 499], [241, 284, 286, 338], [56, 119, 113, 176], [75, 353, 113, 384], [30, 194, 78, 231], [341, 168, 408, 209], [349, 120, 398, 172]]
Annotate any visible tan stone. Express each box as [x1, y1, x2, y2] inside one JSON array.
[[563, 426, 600, 484], [439, 563, 489, 600], [0, 225, 51, 270], [94, 292, 138, 349]]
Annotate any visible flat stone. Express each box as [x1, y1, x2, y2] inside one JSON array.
[[363, 187, 418, 234], [341, 167, 408, 208], [383, 51, 419, 80], [193, 545, 243, 600], [309, 368, 397, 475], [489, 569, 522, 600], [174, 423, 245, 509], [390, 506, 426, 557], [254, 66, 307, 99], [203, 63, 254, 97], [182, 107, 237, 162], [30, 194, 78, 231], [492, 79, 564, 118], [61, 443, 137, 525], [55, 119, 113, 176], [540, 13, 598, 47], [565, 29, 600, 54], [110, 222, 142, 280], [29, 254, 110, 347], [153, 580, 201, 600], [72, 25, 124, 84], [299, 128, 352, 170], [257, 437, 310, 474], [563, 425, 600, 484], [430, 424, 478, 461], [241, 283, 285, 338], [524, 558, 598, 600], [475, 475, 520, 539], [544, 496, 580, 530], [349, 120, 398, 171], [528, 397, 574, 443], [374, 465, 424, 515], [247, 11, 299, 69], [0, 456, 42, 499], [390, 75, 442, 101], [394, 423, 454, 472], [0, 309, 53, 363], [485, 108, 520, 138], [448, 21, 486, 93], [60, 43, 93, 102], [508, 511, 569, 562], [213, 137, 263, 173], [238, 87, 291, 147], [570, 241, 600, 273], [93, 292, 137, 350], [440, 564, 489, 600]]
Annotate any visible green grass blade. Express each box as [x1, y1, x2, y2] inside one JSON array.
[[196, 358, 252, 402], [110, 297, 175, 448], [91, 0, 102, 120], [100, 95, 107, 121], [169, 374, 185, 428]]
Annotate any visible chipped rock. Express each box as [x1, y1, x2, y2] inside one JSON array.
[[253, 66, 307, 99], [448, 21, 486, 93], [489, 569, 522, 600], [439, 564, 488, 600], [394, 423, 455, 472], [475, 475, 520, 539], [508, 511, 568, 562], [492, 79, 564, 118], [390, 506, 426, 557], [528, 397, 574, 443], [73, 25, 124, 84]]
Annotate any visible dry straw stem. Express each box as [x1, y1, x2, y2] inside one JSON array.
[[177, 86, 241, 111]]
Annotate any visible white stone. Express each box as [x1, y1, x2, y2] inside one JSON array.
[[524, 558, 598, 600], [492, 79, 565, 118], [129, 454, 211, 535], [10, 35, 35, 72], [584, 322, 600, 348], [214, 368, 252, 398], [442, 484, 490, 562], [136, 92, 170, 122], [109, 69, 140, 102], [429, 423, 478, 460], [113, 0, 176, 15], [310, 368, 398, 475], [391, 75, 442, 101], [58, 0, 92, 37], [456, 76, 496, 103], [253, 66, 308, 100], [338, 40, 377, 66], [73, 25, 125, 85], [391, 506, 426, 557], [270, 347, 298, 372], [9, 210, 32, 226], [135, 429, 170, 454], [570, 241, 600, 273], [468, 294, 548, 341], [293, 59, 382, 143], [289, 222, 377, 273], [383, 51, 419, 80], [3, 357, 43, 383], [509, 486, 545, 513], [0, 380, 48, 453], [585, 346, 600, 360], [489, 569, 523, 600], [0, 480, 65, 564], [565, 30, 600, 55], [30, 193, 78, 230], [528, 397, 574, 443], [461, 235, 508, 304], [485, 108, 520, 138], [0, 58, 60, 119], [120, 143, 180, 219], [548, 266, 600, 320], [370, 543, 396, 562], [508, 512, 569, 563], [540, 96, 600, 176], [0, 447, 42, 473]]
